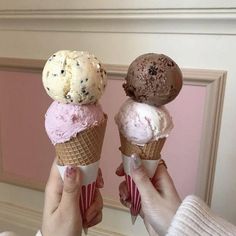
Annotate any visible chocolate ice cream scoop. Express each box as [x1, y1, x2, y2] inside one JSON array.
[[123, 53, 183, 106]]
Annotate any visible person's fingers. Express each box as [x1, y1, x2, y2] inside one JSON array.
[[96, 168, 104, 188], [120, 197, 131, 209], [85, 212, 102, 228], [153, 164, 179, 199], [119, 181, 129, 201], [59, 166, 81, 212], [143, 219, 157, 236], [44, 159, 63, 215], [118, 180, 131, 208], [85, 189, 103, 223], [115, 163, 125, 176], [131, 154, 161, 201]]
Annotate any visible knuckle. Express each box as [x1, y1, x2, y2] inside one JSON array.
[[64, 183, 78, 194]]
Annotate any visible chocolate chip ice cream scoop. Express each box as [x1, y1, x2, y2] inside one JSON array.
[[123, 53, 183, 106], [42, 50, 107, 105]]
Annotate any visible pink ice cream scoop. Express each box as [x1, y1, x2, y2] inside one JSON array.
[[115, 98, 173, 145], [45, 101, 105, 145]]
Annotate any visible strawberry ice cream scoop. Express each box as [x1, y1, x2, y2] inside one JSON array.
[[115, 99, 173, 145], [45, 101, 105, 145]]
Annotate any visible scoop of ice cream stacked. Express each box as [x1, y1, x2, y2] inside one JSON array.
[[115, 53, 183, 223], [43, 50, 107, 223]]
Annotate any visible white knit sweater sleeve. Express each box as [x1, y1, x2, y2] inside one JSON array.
[[35, 231, 42, 236], [167, 195, 236, 236]]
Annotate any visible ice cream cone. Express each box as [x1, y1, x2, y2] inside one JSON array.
[[55, 115, 107, 224], [119, 132, 166, 160], [55, 115, 107, 166], [119, 132, 166, 223]]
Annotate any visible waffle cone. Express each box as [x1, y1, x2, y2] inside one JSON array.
[[55, 115, 107, 166], [119, 132, 166, 160]]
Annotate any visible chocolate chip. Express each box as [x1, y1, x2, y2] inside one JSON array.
[[85, 92, 89, 96], [70, 99, 73, 102], [148, 66, 158, 75], [46, 87, 50, 91], [86, 78, 88, 81], [61, 70, 65, 74], [53, 54, 56, 57], [81, 87, 87, 93], [168, 61, 175, 67], [65, 94, 71, 99], [81, 80, 83, 83], [77, 62, 80, 66], [125, 87, 135, 97]]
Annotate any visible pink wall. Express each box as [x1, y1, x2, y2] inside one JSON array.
[[0, 71, 206, 201], [0, 71, 54, 184]]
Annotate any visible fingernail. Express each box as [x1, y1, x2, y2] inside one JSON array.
[[66, 166, 77, 180], [131, 154, 142, 170], [97, 177, 104, 188], [115, 167, 120, 174], [100, 177, 104, 187], [120, 192, 128, 201]]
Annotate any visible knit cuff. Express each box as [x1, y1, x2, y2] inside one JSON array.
[[35, 231, 42, 236], [167, 195, 236, 236]]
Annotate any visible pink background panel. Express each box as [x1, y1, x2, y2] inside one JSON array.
[[0, 71, 206, 201], [0, 71, 54, 184]]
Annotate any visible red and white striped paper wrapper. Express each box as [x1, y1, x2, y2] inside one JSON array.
[[57, 161, 99, 219], [79, 181, 96, 217], [122, 155, 160, 218], [125, 174, 141, 216]]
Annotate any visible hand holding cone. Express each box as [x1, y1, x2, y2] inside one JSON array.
[[115, 53, 183, 223], [43, 50, 108, 233], [120, 133, 166, 222]]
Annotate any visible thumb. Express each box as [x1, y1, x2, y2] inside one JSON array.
[[60, 166, 82, 211], [131, 154, 160, 201]]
